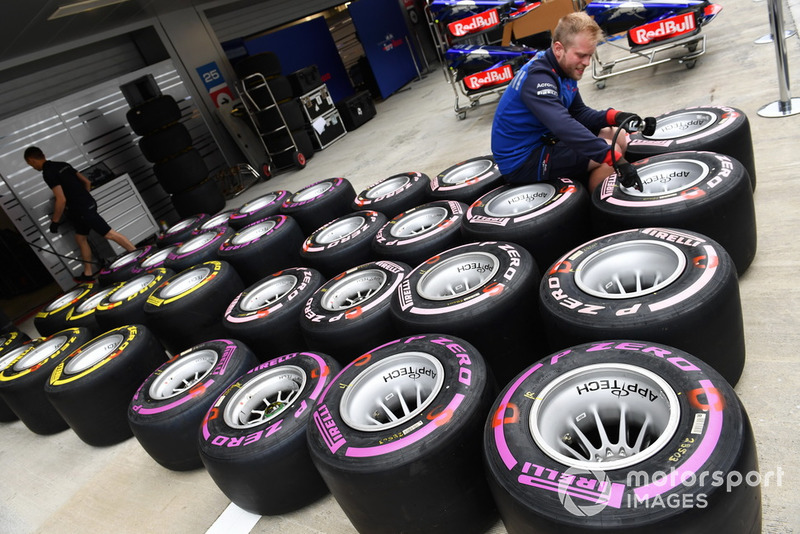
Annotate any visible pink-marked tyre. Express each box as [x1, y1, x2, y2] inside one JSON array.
[[0, 327, 92, 435], [539, 228, 744, 385], [351, 172, 430, 219], [45, 325, 167, 446], [191, 209, 234, 235], [199, 351, 341, 515], [64, 283, 125, 337], [97, 245, 156, 287], [0, 333, 37, 422], [307, 334, 496, 533], [300, 261, 409, 366], [428, 155, 504, 204], [592, 152, 756, 275], [128, 339, 259, 471], [223, 267, 325, 361], [280, 178, 357, 236], [229, 190, 291, 230], [462, 178, 591, 272], [371, 200, 467, 268], [164, 227, 234, 273], [130, 244, 181, 275], [34, 283, 95, 336], [484, 341, 761, 534], [218, 215, 305, 286], [95, 268, 174, 332], [626, 105, 756, 190], [391, 241, 544, 385], [157, 213, 209, 247], [300, 210, 387, 279]]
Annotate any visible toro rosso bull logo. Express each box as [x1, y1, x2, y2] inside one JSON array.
[[448, 9, 500, 37], [464, 64, 514, 90], [629, 12, 696, 46]]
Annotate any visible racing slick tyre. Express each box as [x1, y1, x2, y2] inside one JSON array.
[[591, 152, 757, 275], [143, 261, 245, 354], [45, 325, 167, 446], [229, 190, 291, 230], [130, 244, 181, 275], [163, 227, 234, 273], [307, 334, 497, 534], [34, 283, 95, 336], [97, 245, 157, 287], [300, 210, 387, 279], [191, 209, 234, 235], [153, 148, 209, 194], [0, 328, 92, 434], [351, 172, 431, 219], [462, 178, 591, 272], [626, 105, 756, 190], [64, 283, 124, 337], [0, 332, 36, 422], [222, 267, 325, 362], [171, 177, 226, 219], [279, 178, 357, 236], [390, 241, 544, 386], [199, 351, 340, 515], [484, 341, 761, 534], [428, 155, 504, 204], [128, 339, 259, 471], [300, 260, 409, 366], [95, 268, 174, 332], [157, 214, 209, 247], [126, 95, 182, 136], [217, 215, 306, 286], [371, 200, 467, 268], [539, 228, 745, 386], [139, 122, 193, 163]]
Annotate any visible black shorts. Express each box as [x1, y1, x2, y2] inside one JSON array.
[[503, 143, 591, 185], [67, 207, 111, 236]]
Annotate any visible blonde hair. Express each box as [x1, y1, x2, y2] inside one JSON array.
[[553, 12, 603, 49]]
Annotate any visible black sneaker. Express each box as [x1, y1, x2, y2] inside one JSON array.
[[75, 273, 95, 283]]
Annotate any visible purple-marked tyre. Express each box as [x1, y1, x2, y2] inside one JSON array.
[[300, 210, 387, 279], [280, 178, 357, 236], [300, 260, 409, 366], [157, 214, 209, 247], [128, 339, 259, 471], [130, 244, 181, 276], [626, 105, 756, 190], [164, 227, 234, 273], [45, 325, 167, 446], [428, 155, 504, 204], [229, 190, 291, 230], [539, 228, 744, 385], [199, 351, 340, 515], [222, 267, 325, 361], [371, 200, 467, 268], [351, 172, 430, 219], [97, 245, 156, 287], [95, 268, 174, 332], [34, 283, 95, 337], [306, 334, 496, 533], [484, 341, 761, 534], [217, 215, 305, 286], [0, 328, 92, 434], [390, 241, 544, 385], [591, 152, 756, 275], [64, 283, 125, 337], [190, 209, 234, 235], [462, 178, 591, 272]]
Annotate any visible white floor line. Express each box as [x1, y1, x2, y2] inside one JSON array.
[[205, 502, 261, 534]]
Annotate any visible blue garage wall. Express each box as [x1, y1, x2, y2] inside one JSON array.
[[243, 17, 354, 103]]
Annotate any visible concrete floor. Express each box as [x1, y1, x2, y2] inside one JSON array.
[[2, 0, 800, 531]]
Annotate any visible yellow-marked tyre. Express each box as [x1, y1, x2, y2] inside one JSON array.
[[34, 283, 95, 336], [45, 325, 167, 446], [0, 328, 92, 434], [64, 283, 124, 337], [0, 333, 37, 423], [95, 268, 174, 332]]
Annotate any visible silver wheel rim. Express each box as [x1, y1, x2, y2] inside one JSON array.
[[140, 248, 173, 269], [64, 334, 125, 374], [390, 206, 448, 238], [575, 241, 686, 299], [440, 159, 493, 185], [622, 159, 709, 196], [294, 182, 333, 202], [0, 346, 31, 372], [169, 217, 198, 234], [110, 250, 141, 269], [109, 274, 155, 302], [530, 363, 680, 470], [484, 184, 556, 217], [340, 352, 445, 432], [12, 336, 68, 371], [321, 269, 387, 311], [45, 288, 84, 312], [417, 251, 500, 301], [646, 111, 716, 140], [316, 216, 366, 244], [231, 220, 277, 245], [160, 267, 211, 299], [176, 232, 217, 254], [242, 194, 278, 214], [75, 288, 116, 313], [199, 212, 232, 230], [149, 349, 218, 400], [240, 274, 298, 311], [223, 365, 306, 429], [366, 175, 410, 199]]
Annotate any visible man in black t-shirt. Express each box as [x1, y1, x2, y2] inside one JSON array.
[[24, 146, 136, 283]]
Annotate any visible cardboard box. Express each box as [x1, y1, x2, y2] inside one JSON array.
[[501, 0, 580, 45]]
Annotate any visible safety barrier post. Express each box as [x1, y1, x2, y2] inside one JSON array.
[[758, 0, 800, 116]]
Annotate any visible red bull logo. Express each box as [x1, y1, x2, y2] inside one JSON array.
[[629, 12, 696, 46], [448, 9, 500, 37], [464, 64, 514, 90]]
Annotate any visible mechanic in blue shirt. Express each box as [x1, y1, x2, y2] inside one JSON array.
[[24, 146, 136, 283], [491, 11, 646, 192]]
